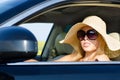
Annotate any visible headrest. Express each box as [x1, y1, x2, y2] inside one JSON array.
[[55, 32, 73, 55]]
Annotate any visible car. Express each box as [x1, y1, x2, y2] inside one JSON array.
[[0, 0, 120, 80]]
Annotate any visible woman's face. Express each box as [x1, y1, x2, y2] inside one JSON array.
[[79, 26, 99, 53]]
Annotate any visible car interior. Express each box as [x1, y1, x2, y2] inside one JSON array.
[[19, 3, 120, 61]]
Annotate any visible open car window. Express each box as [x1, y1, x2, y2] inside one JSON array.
[[20, 3, 120, 62], [1, 0, 120, 64]]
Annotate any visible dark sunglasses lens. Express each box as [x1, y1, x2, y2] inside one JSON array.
[[77, 30, 85, 40], [87, 30, 98, 40]]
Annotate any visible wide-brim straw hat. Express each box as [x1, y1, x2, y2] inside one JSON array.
[[60, 16, 120, 58]]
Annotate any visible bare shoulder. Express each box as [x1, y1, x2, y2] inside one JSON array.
[[96, 54, 110, 61], [54, 54, 72, 61]]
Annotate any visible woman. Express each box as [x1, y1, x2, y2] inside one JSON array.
[[55, 15, 120, 61]]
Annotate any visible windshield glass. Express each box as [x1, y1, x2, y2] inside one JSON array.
[[0, 0, 45, 24], [0, 0, 27, 14]]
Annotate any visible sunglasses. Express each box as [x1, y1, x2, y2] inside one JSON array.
[[77, 29, 98, 41]]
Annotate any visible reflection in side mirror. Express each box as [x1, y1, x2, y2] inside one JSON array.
[[0, 26, 38, 63]]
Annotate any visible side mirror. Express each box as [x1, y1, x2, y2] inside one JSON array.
[[0, 26, 38, 63]]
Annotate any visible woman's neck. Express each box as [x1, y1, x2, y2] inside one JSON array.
[[85, 51, 96, 57]]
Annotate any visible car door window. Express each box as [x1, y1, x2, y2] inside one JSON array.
[[14, 1, 120, 61]]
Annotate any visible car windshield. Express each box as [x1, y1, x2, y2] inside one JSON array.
[[0, 0, 27, 14], [0, 0, 45, 24]]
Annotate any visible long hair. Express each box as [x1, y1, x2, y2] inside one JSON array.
[[96, 34, 107, 55]]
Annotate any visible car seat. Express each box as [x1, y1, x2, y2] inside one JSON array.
[[48, 32, 73, 60]]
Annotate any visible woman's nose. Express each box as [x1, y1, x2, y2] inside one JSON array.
[[84, 35, 89, 40]]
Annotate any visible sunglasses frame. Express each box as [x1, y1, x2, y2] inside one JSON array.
[[77, 29, 98, 41]]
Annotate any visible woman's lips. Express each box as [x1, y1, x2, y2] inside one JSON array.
[[83, 42, 90, 47]]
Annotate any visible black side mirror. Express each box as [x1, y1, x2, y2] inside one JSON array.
[[0, 26, 38, 63]]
